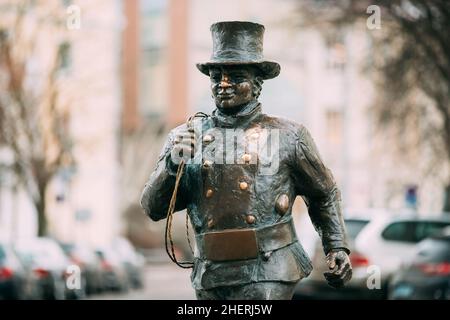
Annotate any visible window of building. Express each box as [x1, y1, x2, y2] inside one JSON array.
[[324, 32, 346, 71], [139, 0, 169, 120]]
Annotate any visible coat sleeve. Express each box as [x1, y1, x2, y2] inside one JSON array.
[[293, 125, 349, 254], [140, 130, 187, 221]]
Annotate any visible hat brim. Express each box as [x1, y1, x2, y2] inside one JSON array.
[[196, 60, 280, 80]]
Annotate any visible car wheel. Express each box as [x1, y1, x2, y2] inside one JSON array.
[[53, 278, 66, 300]]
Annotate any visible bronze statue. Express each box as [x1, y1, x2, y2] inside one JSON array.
[[140, 21, 352, 300]]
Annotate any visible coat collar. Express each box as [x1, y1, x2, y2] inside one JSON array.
[[212, 100, 262, 128]]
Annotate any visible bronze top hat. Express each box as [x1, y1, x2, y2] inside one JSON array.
[[196, 21, 280, 80]]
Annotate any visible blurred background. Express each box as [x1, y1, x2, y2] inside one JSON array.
[[0, 0, 449, 300]]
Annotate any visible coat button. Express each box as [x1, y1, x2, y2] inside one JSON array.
[[245, 215, 256, 224], [239, 181, 248, 190], [203, 134, 214, 143], [262, 251, 272, 261], [275, 194, 289, 215], [242, 154, 252, 163], [203, 160, 213, 168], [207, 218, 214, 228], [206, 189, 213, 198]]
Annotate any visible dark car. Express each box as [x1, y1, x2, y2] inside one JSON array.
[[389, 227, 450, 300], [0, 242, 40, 300], [112, 237, 145, 289], [95, 246, 129, 292]]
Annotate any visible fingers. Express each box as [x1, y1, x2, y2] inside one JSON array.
[[341, 268, 352, 283], [173, 145, 194, 156], [324, 251, 353, 288], [335, 259, 350, 276], [171, 144, 194, 165], [175, 140, 195, 152], [173, 129, 196, 162], [326, 251, 337, 270], [174, 131, 196, 147], [327, 268, 352, 289]]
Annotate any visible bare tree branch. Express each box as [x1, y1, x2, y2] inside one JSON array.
[[0, 0, 73, 235]]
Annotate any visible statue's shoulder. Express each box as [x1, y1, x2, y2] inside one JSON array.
[[169, 122, 188, 134], [259, 113, 305, 134], [169, 113, 211, 135]]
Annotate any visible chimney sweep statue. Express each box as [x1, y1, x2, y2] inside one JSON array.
[[141, 21, 352, 300]]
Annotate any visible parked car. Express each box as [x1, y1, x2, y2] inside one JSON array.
[[294, 210, 450, 299], [95, 246, 129, 292], [112, 237, 145, 289], [389, 227, 450, 300], [60, 242, 103, 297], [0, 241, 40, 300], [14, 238, 70, 300]]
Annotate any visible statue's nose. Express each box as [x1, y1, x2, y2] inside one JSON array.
[[219, 75, 232, 88]]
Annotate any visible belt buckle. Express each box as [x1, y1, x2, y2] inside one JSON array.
[[203, 228, 258, 262]]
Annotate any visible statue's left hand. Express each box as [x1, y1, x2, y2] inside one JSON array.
[[323, 250, 352, 288]]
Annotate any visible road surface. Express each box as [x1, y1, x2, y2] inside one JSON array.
[[87, 263, 196, 300]]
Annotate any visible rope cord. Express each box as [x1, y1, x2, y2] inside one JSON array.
[[164, 112, 208, 269]]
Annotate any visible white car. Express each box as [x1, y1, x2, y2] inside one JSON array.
[[294, 210, 450, 299], [14, 238, 71, 300]]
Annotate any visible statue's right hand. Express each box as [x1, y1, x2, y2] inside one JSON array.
[[169, 127, 196, 168]]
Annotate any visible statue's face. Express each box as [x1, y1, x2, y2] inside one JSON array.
[[209, 66, 256, 110]]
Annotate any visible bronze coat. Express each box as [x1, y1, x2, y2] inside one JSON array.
[[140, 103, 349, 290]]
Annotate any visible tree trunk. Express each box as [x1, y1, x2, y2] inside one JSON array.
[[35, 189, 47, 237], [443, 184, 450, 213]]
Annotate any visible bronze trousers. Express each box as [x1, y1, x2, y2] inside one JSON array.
[[195, 281, 297, 300]]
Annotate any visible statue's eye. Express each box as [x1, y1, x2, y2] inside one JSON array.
[[211, 74, 221, 82], [230, 74, 246, 82]]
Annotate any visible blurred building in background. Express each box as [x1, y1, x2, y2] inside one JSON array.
[[0, 0, 124, 245], [125, 0, 446, 231], [0, 0, 448, 302], [0, 0, 447, 249], [47, 0, 124, 246]]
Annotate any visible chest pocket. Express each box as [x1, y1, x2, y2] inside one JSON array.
[[200, 164, 255, 229]]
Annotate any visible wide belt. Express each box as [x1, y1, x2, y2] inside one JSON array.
[[195, 217, 297, 262]]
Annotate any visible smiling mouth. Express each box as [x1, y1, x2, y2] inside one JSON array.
[[218, 93, 235, 100]]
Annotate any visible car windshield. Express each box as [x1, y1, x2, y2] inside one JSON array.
[[345, 219, 370, 239], [382, 221, 450, 243], [73, 246, 97, 262]]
